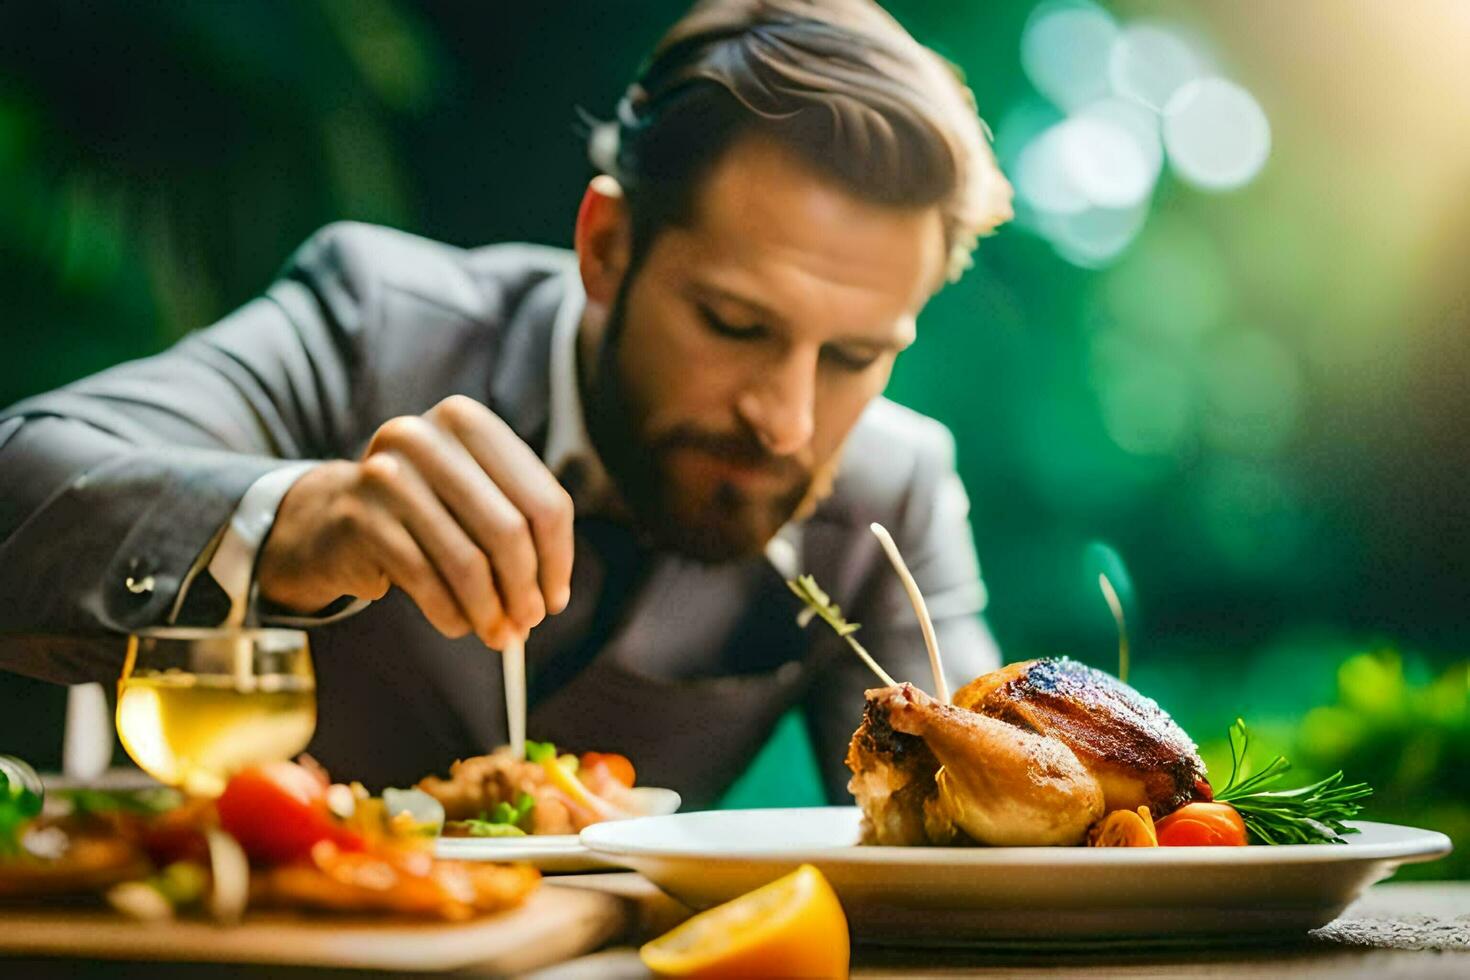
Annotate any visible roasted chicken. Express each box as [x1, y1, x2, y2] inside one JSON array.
[[847, 658, 1210, 846]]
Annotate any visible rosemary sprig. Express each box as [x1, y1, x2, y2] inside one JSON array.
[[786, 574, 898, 688], [1213, 718, 1373, 844]]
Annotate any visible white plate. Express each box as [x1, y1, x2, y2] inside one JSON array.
[[435, 833, 613, 873], [580, 806, 1452, 945], [435, 787, 681, 873]]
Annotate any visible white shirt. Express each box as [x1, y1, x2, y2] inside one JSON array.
[[541, 278, 614, 511]]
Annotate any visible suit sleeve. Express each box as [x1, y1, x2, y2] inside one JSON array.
[[0, 223, 379, 684], [801, 421, 1002, 803]]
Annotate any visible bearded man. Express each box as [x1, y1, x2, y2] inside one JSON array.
[[0, 0, 1012, 804]]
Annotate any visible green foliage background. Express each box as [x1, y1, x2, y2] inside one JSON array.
[[1, 2, 1465, 876]]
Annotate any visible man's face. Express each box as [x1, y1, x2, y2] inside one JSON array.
[[589, 136, 947, 561]]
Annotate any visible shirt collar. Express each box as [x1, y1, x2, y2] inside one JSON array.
[[542, 277, 613, 510]]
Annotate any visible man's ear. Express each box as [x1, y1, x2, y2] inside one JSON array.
[[575, 174, 632, 309]]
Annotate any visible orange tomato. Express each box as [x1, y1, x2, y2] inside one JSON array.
[[580, 752, 636, 788], [1154, 802, 1248, 847]]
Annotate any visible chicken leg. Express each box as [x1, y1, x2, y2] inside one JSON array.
[[862, 684, 1106, 846]]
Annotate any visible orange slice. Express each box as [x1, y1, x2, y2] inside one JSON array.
[[639, 863, 849, 979]]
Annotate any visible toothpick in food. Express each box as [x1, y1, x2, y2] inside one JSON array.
[[502, 634, 527, 760], [869, 522, 950, 704]]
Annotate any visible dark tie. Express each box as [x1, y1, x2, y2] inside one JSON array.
[[526, 513, 649, 710]]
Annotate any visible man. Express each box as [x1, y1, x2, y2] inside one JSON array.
[[0, 0, 1012, 804]]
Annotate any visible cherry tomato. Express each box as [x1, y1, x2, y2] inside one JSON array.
[[1154, 802, 1248, 847], [216, 761, 363, 865], [579, 752, 636, 788]]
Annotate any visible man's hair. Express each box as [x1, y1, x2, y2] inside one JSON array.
[[588, 0, 1014, 281]]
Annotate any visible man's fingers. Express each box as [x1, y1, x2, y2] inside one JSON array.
[[362, 570, 391, 602], [358, 451, 501, 642], [381, 412, 548, 632], [335, 557, 392, 603], [433, 396, 575, 615], [360, 513, 472, 639]]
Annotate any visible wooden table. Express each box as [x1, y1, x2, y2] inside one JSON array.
[[5, 877, 1466, 978], [528, 877, 1470, 980]]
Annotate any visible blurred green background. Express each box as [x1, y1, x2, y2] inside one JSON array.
[[0, 1, 1465, 877]]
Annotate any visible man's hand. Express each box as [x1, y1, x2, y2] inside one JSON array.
[[257, 395, 573, 647]]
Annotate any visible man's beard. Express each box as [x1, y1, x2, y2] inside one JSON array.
[[584, 281, 817, 564]]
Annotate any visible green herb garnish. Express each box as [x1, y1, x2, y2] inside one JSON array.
[[460, 792, 536, 837], [489, 792, 536, 830], [57, 787, 181, 819], [460, 820, 526, 838], [786, 574, 898, 687], [525, 740, 557, 764], [1214, 718, 1374, 844]]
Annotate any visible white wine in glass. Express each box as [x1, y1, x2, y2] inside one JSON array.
[[116, 627, 316, 797]]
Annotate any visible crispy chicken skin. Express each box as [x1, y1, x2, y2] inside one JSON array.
[[848, 659, 1209, 846], [954, 659, 1209, 817]]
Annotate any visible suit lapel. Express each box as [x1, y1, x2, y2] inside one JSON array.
[[486, 267, 570, 454]]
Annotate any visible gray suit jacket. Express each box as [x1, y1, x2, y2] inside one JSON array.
[[0, 222, 998, 805]]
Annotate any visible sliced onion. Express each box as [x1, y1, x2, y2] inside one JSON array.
[[382, 787, 445, 835], [627, 787, 682, 818], [205, 828, 250, 923], [325, 783, 357, 820], [107, 881, 174, 922]]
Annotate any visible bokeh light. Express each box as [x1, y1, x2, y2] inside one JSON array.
[[1047, 200, 1151, 268], [1056, 113, 1156, 209], [1164, 77, 1273, 190], [1110, 22, 1207, 112], [1020, 1, 1119, 111], [1010, 9, 1269, 266]]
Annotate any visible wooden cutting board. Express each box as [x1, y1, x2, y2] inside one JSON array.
[[0, 883, 628, 974]]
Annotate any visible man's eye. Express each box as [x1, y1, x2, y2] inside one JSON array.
[[698, 305, 765, 341], [822, 346, 880, 373]]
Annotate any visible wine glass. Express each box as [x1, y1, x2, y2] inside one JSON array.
[[115, 627, 316, 797]]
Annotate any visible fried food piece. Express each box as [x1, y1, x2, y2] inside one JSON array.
[[419, 747, 614, 835], [0, 833, 153, 898], [251, 841, 539, 920]]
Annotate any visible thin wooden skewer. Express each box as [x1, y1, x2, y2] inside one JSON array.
[[846, 637, 887, 690], [1098, 573, 1129, 685], [502, 634, 527, 760], [785, 575, 897, 687], [870, 522, 949, 704], [837, 626, 898, 689]]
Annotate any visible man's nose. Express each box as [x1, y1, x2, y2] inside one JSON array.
[[736, 346, 817, 457]]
